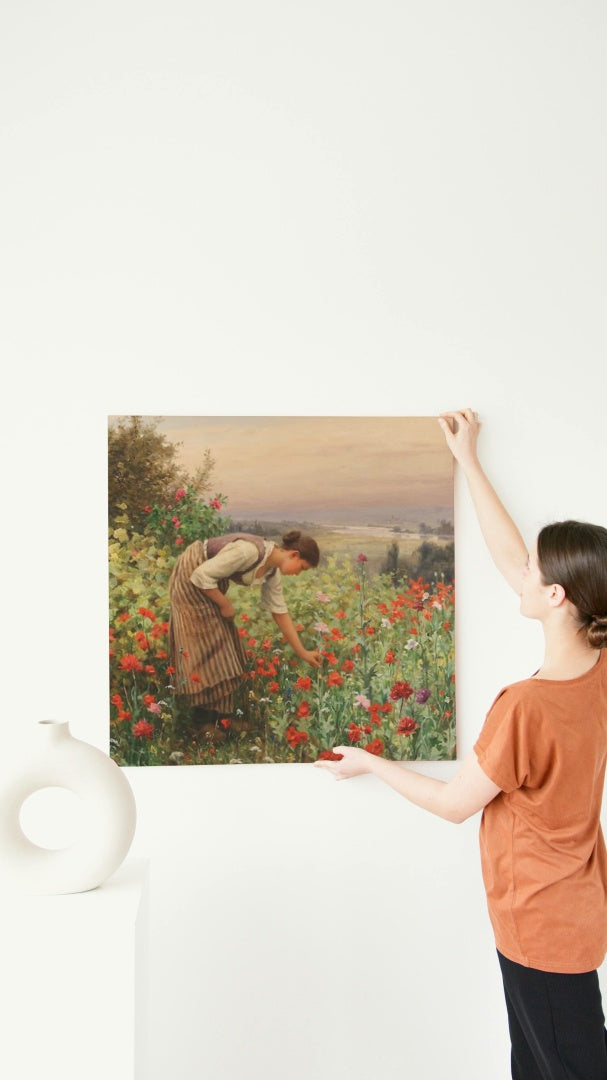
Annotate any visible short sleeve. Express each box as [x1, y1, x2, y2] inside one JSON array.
[[260, 569, 288, 614], [190, 540, 260, 590], [474, 688, 531, 793]]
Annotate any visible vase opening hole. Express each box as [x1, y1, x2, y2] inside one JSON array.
[[19, 787, 85, 850]]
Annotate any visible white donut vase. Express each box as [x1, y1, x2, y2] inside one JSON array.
[[0, 720, 136, 894]]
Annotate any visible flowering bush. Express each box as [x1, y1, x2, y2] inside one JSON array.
[[141, 487, 231, 549]]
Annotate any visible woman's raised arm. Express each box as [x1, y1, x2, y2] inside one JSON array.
[[438, 409, 527, 594]]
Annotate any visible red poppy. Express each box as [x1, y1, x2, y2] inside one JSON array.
[[317, 750, 344, 761], [365, 739, 384, 756], [327, 672, 342, 688], [296, 675, 312, 691], [166, 665, 176, 675], [397, 717, 418, 736], [118, 613, 131, 623], [111, 693, 123, 708], [347, 723, 362, 741], [390, 680, 414, 702], [342, 659, 354, 673], [297, 701, 311, 718], [133, 719, 154, 739], [120, 654, 143, 672], [220, 718, 231, 730], [286, 725, 309, 748], [190, 673, 201, 683], [269, 681, 280, 693], [385, 651, 396, 663]]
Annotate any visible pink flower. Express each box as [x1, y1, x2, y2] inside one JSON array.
[[357, 553, 368, 563], [175, 488, 187, 500], [354, 693, 371, 710], [209, 498, 222, 510], [146, 702, 162, 715], [315, 591, 330, 602]]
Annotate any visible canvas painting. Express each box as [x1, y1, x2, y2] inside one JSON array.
[[108, 416, 455, 766]]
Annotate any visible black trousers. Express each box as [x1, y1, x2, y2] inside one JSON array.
[[498, 951, 607, 1080]]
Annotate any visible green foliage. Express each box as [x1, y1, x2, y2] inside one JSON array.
[[381, 539, 455, 585], [108, 416, 216, 533], [142, 488, 231, 550]]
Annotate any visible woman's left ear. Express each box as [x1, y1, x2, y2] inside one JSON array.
[[549, 583, 567, 607]]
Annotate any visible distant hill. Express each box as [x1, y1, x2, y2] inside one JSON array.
[[227, 504, 453, 528]]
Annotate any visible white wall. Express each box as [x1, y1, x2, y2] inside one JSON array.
[[2, 2, 606, 1078]]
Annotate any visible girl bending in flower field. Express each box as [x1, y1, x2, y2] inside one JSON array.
[[316, 408, 607, 1080], [169, 529, 321, 732]]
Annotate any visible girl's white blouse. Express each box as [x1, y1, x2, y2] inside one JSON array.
[[189, 539, 288, 613]]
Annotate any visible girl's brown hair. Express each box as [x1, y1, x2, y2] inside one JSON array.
[[537, 520, 607, 649], [281, 529, 320, 568]]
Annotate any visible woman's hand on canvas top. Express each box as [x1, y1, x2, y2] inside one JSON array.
[[437, 408, 481, 471], [302, 647, 322, 669], [314, 746, 371, 779]]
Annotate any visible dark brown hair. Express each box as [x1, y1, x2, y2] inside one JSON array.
[[537, 520, 607, 649], [281, 529, 320, 568]]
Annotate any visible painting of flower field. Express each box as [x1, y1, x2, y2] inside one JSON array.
[[108, 416, 455, 766]]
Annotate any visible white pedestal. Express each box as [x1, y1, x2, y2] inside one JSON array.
[[0, 859, 149, 1080]]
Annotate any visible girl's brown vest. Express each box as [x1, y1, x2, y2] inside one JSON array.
[[205, 533, 275, 584]]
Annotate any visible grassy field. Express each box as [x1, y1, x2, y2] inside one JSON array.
[[234, 519, 453, 578]]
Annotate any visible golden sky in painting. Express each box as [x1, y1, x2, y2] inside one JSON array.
[[153, 416, 452, 521]]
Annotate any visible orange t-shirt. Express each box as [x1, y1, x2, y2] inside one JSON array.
[[474, 649, 607, 973]]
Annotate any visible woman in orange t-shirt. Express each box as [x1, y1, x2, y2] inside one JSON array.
[[316, 408, 607, 1080]]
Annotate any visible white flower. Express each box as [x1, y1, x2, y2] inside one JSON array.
[[405, 638, 419, 650]]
